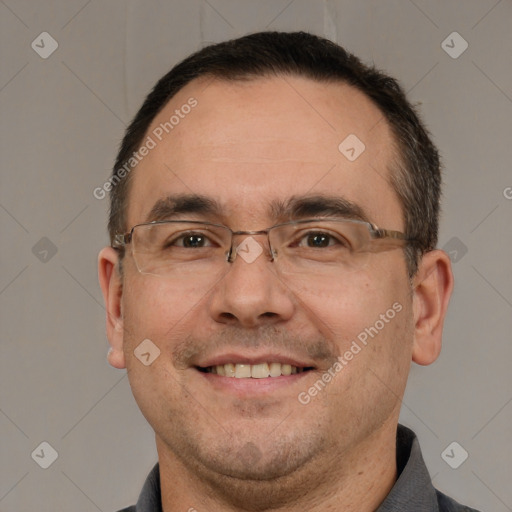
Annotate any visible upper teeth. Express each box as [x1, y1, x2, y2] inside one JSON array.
[[206, 363, 302, 378]]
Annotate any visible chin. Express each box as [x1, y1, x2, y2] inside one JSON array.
[[177, 440, 326, 512], [196, 428, 323, 482]]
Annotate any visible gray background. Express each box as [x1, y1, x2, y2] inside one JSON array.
[[1, 1, 511, 511]]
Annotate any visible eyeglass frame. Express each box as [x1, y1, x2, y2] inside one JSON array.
[[112, 218, 420, 266]]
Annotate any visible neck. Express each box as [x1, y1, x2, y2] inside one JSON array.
[[158, 420, 398, 512]]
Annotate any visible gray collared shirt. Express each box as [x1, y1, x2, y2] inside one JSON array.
[[117, 425, 480, 512]]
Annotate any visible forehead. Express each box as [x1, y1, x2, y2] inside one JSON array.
[[127, 75, 402, 230]]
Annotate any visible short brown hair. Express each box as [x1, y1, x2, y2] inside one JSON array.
[[108, 31, 441, 276]]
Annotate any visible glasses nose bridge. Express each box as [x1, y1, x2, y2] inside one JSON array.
[[227, 228, 274, 263]]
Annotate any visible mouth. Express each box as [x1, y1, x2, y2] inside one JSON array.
[[196, 362, 316, 378], [193, 352, 318, 395]]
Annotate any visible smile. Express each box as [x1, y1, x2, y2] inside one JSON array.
[[198, 362, 314, 378]]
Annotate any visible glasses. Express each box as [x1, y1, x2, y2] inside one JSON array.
[[113, 219, 416, 286]]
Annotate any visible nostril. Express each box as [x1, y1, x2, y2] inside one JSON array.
[[219, 312, 237, 322]]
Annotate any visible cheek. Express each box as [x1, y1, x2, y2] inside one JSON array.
[[120, 275, 207, 424], [121, 271, 211, 357], [299, 255, 413, 406], [316, 290, 413, 438], [296, 266, 407, 349], [345, 276, 413, 392]]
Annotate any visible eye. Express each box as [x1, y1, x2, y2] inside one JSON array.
[[164, 232, 215, 249], [295, 230, 349, 249]]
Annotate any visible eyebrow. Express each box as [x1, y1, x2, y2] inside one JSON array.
[[145, 193, 371, 225], [271, 194, 370, 223], [145, 194, 222, 223]]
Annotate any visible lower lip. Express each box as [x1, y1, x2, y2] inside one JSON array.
[[196, 369, 311, 395]]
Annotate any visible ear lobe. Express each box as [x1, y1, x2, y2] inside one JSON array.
[[411, 250, 454, 366], [98, 246, 126, 369]]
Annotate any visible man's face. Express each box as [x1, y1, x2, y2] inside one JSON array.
[[116, 76, 415, 484]]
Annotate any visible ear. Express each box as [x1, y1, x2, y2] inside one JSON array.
[[98, 246, 126, 369], [411, 249, 454, 366]]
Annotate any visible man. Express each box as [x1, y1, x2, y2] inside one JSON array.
[[98, 31, 479, 511]]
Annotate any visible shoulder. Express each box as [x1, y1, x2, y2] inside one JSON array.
[[115, 507, 136, 512], [436, 489, 481, 512]]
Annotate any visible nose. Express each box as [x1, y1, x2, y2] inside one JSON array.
[[208, 235, 295, 328]]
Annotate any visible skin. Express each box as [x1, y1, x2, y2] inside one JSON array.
[[99, 75, 453, 511]]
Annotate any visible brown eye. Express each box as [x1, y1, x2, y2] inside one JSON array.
[[181, 234, 207, 248], [295, 231, 348, 249], [164, 232, 214, 249], [306, 232, 331, 248]]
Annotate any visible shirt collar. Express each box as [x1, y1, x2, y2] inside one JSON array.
[[135, 463, 162, 512], [376, 424, 439, 511]]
